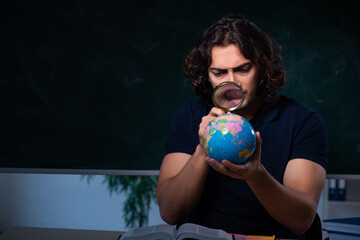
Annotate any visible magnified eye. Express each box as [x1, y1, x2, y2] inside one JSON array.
[[223, 89, 242, 107], [224, 88, 243, 100], [213, 81, 244, 112]]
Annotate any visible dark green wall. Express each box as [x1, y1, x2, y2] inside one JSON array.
[[1, 0, 359, 174]]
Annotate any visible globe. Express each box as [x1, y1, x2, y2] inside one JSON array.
[[203, 113, 256, 164]]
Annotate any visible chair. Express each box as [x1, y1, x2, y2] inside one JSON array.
[[304, 213, 323, 240]]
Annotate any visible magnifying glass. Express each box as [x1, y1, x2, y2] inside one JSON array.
[[212, 81, 244, 112], [205, 81, 255, 164]]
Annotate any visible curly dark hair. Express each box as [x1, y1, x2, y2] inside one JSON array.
[[183, 14, 286, 105]]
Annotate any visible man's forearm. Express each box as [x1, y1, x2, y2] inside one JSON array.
[[246, 165, 319, 234], [157, 145, 209, 224]]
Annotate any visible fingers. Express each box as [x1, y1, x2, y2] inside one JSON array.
[[206, 158, 245, 179], [200, 107, 226, 132], [205, 157, 229, 174], [251, 131, 262, 160], [208, 107, 226, 117], [198, 107, 227, 147], [256, 131, 262, 146]]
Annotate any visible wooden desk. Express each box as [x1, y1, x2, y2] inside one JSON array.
[[0, 227, 298, 240], [0, 227, 123, 240]]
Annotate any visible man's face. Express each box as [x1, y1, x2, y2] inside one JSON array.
[[208, 44, 258, 111]]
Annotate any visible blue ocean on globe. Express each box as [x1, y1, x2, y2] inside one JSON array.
[[203, 113, 256, 164]]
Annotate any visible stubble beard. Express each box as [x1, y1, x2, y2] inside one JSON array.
[[233, 89, 260, 119]]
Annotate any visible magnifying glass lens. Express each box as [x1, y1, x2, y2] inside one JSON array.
[[212, 82, 244, 112]]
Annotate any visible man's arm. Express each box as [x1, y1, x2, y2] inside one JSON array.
[[207, 132, 326, 234], [157, 107, 226, 225], [246, 158, 325, 234], [156, 145, 208, 224]]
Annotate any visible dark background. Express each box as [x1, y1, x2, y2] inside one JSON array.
[[1, 0, 359, 174]]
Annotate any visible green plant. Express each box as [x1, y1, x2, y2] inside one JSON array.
[[84, 175, 158, 228], [105, 175, 158, 228]]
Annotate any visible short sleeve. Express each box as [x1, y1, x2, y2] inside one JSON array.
[[290, 112, 328, 170], [164, 101, 206, 156]]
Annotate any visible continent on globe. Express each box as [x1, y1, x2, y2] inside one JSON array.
[[203, 113, 256, 164]]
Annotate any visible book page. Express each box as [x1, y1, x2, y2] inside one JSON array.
[[120, 224, 176, 240], [176, 223, 232, 240]]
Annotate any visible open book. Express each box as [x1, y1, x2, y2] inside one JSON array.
[[119, 223, 232, 240], [119, 223, 275, 240]]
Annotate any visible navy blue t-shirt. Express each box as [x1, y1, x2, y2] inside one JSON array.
[[165, 96, 328, 239]]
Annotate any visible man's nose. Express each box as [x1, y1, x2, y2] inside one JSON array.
[[227, 71, 235, 82]]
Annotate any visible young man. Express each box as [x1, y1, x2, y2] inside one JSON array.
[[156, 14, 328, 239]]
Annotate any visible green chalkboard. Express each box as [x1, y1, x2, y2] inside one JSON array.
[[1, 0, 359, 174]]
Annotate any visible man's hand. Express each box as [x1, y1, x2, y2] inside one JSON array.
[[198, 107, 227, 148], [205, 131, 263, 181]]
